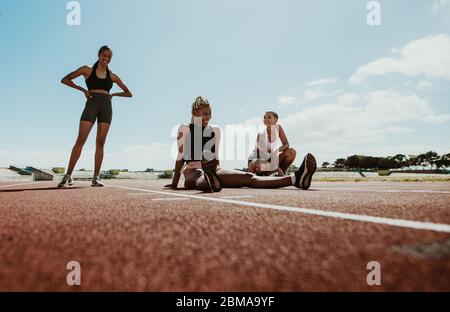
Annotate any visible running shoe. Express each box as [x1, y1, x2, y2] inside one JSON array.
[[58, 175, 73, 188], [201, 159, 222, 192], [294, 153, 317, 190], [91, 176, 104, 187]]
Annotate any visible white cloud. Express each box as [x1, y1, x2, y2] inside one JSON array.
[[278, 90, 449, 162], [337, 92, 360, 106], [363, 91, 440, 123], [107, 144, 173, 170], [277, 95, 296, 105], [212, 89, 449, 166], [306, 78, 339, 87], [416, 80, 434, 91], [432, 0, 450, 13], [303, 89, 325, 100], [350, 34, 450, 84]]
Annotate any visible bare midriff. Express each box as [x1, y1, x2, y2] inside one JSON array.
[[89, 90, 110, 95]]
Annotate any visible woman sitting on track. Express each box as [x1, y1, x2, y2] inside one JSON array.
[[164, 96, 317, 192], [247, 111, 297, 176]]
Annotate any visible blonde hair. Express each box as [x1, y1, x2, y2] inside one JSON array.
[[192, 96, 211, 115]]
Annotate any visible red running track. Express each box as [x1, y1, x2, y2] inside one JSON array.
[[0, 180, 449, 291]]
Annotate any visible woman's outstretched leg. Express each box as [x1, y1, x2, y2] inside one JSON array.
[[91, 122, 110, 187], [94, 122, 110, 176], [183, 168, 213, 192], [217, 168, 292, 188], [67, 121, 95, 175], [59, 121, 94, 187]]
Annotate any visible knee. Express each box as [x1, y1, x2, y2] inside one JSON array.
[[285, 148, 296, 161], [249, 160, 262, 173], [96, 138, 106, 148]]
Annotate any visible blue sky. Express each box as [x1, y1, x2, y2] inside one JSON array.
[[0, 0, 449, 170]]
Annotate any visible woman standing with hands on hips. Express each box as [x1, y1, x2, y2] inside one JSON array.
[[58, 45, 132, 187]]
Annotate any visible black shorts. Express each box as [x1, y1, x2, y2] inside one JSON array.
[[80, 93, 112, 124]]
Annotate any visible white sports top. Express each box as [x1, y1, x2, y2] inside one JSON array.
[[248, 126, 281, 161], [264, 126, 281, 153]]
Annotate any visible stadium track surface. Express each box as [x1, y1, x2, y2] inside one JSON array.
[[0, 180, 449, 291]]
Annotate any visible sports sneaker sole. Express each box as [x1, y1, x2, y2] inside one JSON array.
[[300, 153, 317, 190]]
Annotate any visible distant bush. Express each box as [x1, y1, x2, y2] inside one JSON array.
[[121, 169, 129, 172], [109, 169, 120, 176], [158, 170, 173, 179], [378, 170, 391, 176], [100, 172, 113, 179], [80, 168, 86, 171], [52, 167, 65, 174]]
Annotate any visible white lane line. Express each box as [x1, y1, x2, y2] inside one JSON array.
[[109, 185, 450, 233], [152, 198, 190, 201], [0, 181, 39, 189], [127, 193, 190, 201], [314, 187, 450, 194], [220, 195, 254, 199]]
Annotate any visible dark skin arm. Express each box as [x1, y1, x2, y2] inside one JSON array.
[[164, 159, 185, 189], [61, 66, 92, 99], [111, 73, 133, 98], [165, 128, 186, 189], [276, 125, 290, 153]]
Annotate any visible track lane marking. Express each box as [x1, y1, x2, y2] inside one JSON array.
[[151, 198, 190, 201], [220, 195, 254, 199], [109, 185, 450, 233], [314, 187, 450, 194]]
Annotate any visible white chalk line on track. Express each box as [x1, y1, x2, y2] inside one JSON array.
[[313, 187, 450, 194], [220, 195, 254, 199], [109, 185, 450, 233], [127, 193, 190, 201], [152, 198, 190, 201]]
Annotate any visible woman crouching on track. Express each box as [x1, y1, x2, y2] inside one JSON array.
[[165, 96, 317, 192], [58, 45, 132, 188], [248, 111, 297, 176]]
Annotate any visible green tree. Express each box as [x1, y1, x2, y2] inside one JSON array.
[[435, 153, 450, 169], [422, 151, 440, 169], [345, 155, 360, 169], [406, 155, 419, 169], [334, 158, 346, 168], [390, 154, 406, 169]]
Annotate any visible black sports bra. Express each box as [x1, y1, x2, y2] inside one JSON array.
[[184, 124, 216, 162], [86, 68, 113, 92]]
